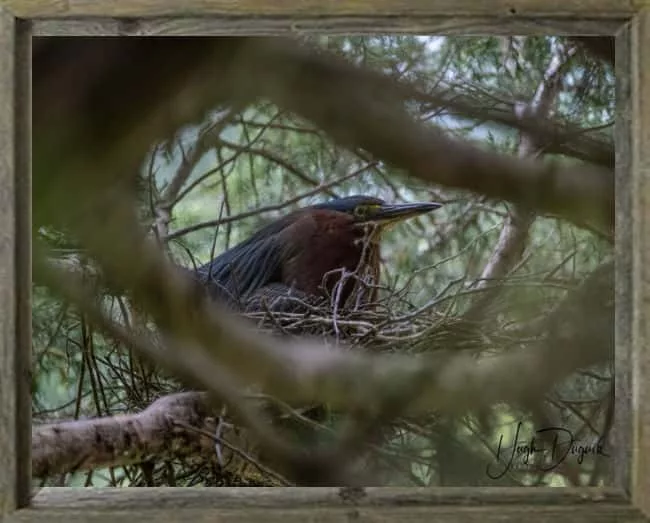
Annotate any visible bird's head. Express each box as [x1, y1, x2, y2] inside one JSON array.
[[312, 195, 442, 234]]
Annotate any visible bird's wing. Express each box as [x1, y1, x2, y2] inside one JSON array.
[[194, 237, 279, 302], [194, 224, 298, 305], [191, 210, 316, 308]]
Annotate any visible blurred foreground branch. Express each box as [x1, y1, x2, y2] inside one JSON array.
[[34, 248, 613, 481], [32, 36, 614, 484], [34, 37, 614, 236]]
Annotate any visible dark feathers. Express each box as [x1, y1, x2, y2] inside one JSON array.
[[194, 216, 292, 307], [191, 195, 389, 309], [192, 196, 382, 307]]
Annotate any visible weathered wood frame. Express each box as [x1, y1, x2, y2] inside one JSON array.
[[0, 1, 648, 521]]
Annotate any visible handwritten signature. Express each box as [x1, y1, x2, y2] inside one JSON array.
[[486, 421, 609, 479]]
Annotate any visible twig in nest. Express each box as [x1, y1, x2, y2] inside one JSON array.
[[172, 420, 293, 486]]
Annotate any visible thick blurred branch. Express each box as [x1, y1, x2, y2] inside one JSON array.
[[234, 39, 613, 233], [33, 255, 612, 479], [416, 88, 613, 168], [36, 250, 613, 419], [32, 36, 614, 483], [34, 37, 613, 237]]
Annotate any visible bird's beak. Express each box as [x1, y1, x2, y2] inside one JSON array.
[[369, 201, 443, 225]]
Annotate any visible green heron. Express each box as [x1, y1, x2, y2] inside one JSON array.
[[193, 195, 442, 312], [191, 195, 442, 469]]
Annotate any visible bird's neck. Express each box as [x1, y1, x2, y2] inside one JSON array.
[[353, 223, 383, 245]]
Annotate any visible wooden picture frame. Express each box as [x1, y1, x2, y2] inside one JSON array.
[[1, 1, 648, 521]]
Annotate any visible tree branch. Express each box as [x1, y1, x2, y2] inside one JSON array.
[[34, 37, 614, 237], [36, 244, 613, 420], [470, 38, 574, 307], [33, 392, 215, 478]]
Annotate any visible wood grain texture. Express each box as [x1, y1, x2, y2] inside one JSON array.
[[30, 17, 623, 36], [5, 1, 648, 522], [630, 8, 650, 518], [14, 23, 32, 516], [7, 506, 649, 523], [614, 23, 633, 495], [1, 0, 646, 18], [7, 488, 645, 523], [0, 5, 18, 516], [0, 6, 31, 516], [25, 487, 633, 508]]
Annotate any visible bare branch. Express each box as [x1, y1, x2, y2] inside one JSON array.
[[33, 392, 215, 478], [415, 84, 613, 168], [165, 164, 376, 242], [472, 39, 575, 296]]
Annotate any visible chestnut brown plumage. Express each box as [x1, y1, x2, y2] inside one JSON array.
[[193, 195, 442, 312]]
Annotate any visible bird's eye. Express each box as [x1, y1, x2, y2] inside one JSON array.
[[354, 204, 379, 219], [354, 206, 368, 218]]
